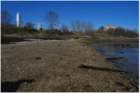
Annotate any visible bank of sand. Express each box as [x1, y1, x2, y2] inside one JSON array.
[[1, 39, 138, 92]]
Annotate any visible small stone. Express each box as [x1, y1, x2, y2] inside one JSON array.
[[35, 57, 42, 60]]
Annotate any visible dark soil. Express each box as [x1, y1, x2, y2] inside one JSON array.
[[1, 36, 27, 44]]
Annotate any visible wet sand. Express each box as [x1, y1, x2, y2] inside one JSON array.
[[1, 39, 138, 92]]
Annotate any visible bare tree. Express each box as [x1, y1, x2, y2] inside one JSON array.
[[83, 22, 94, 35], [24, 22, 34, 30], [71, 20, 85, 32], [62, 25, 69, 33], [1, 10, 12, 25], [45, 11, 59, 30]]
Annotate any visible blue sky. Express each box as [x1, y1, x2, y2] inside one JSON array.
[[1, 1, 139, 30]]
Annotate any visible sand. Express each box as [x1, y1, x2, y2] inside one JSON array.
[[1, 39, 138, 92]]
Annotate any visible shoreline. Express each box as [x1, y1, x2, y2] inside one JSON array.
[[1, 38, 138, 92], [80, 38, 139, 90]]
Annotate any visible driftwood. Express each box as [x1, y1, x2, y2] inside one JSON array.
[[79, 64, 125, 73], [106, 57, 125, 61]]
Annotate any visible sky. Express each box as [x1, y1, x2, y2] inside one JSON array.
[[1, 1, 139, 30]]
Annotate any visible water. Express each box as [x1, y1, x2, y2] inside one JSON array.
[[92, 43, 139, 81]]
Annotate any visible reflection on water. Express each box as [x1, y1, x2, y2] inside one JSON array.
[[92, 43, 139, 81]]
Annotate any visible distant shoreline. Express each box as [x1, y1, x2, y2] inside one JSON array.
[[2, 34, 139, 44]]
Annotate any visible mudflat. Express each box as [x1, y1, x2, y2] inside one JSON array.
[[1, 39, 138, 92]]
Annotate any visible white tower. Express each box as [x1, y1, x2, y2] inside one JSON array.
[[16, 12, 20, 27]]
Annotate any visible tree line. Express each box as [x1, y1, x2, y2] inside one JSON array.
[[1, 10, 138, 38], [96, 26, 138, 37]]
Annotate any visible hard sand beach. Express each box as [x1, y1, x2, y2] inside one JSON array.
[[1, 39, 138, 92]]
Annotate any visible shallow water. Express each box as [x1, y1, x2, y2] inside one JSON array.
[[92, 43, 139, 81]]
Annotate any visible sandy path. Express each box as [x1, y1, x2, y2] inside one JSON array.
[[1, 39, 137, 92]]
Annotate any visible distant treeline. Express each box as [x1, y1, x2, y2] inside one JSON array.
[[2, 23, 138, 38], [96, 27, 138, 38], [1, 10, 138, 38], [1, 24, 73, 35]]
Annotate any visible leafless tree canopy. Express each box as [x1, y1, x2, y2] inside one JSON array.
[[62, 25, 69, 32], [24, 22, 34, 30], [71, 20, 83, 32], [83, 22, 94, 35], [1, 10, 12, 25], [71, 21, 94, 33], [46, 11, 59, 30]]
